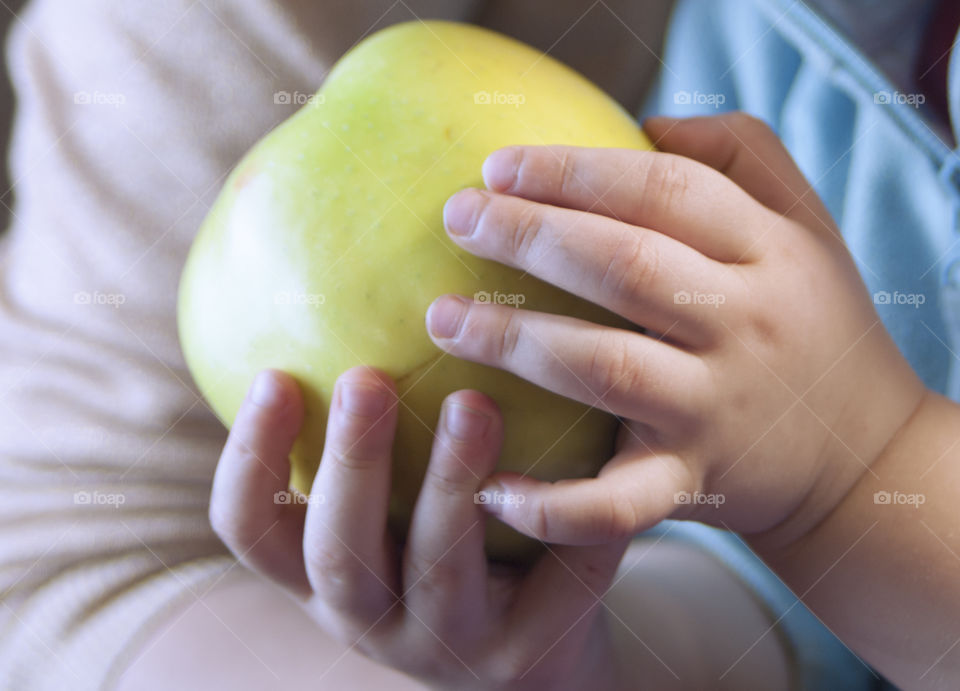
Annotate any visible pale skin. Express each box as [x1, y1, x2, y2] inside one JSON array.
[[203, 113, 960, 690]]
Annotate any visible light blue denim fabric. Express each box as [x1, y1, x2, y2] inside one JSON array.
[[638, 0, 960, 688]]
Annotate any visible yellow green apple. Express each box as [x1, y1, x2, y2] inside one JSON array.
[[178, 20, 653, 562]]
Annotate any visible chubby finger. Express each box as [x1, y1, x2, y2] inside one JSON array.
[[480, 145, 763, 262], [209, 369, 311, 595], [644, 113, 836, 238], [304, 367, 401, 627], [402, 390, 503, 633], [476, 451, 693, 544], [426, 298, 707, 428], [443, 187, 723, 346]]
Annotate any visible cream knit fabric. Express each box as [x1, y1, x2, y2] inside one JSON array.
[[0, 1, 475, 687]]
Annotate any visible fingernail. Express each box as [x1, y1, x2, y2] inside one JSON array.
[[443, 401, 492, 441], [482, 148, 519, 191], [250, 371, 286, 408], [443, 188, 481, 236], [475, 481, 505, 513], [339, 380, 389, 417], [427, 295, 468, 339]]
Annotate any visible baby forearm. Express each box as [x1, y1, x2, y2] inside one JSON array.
[[749, 391, 960, 690]]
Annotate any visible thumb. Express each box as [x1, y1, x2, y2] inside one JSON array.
[[476, 452, 694, 545], [644, 113, 837, 238]]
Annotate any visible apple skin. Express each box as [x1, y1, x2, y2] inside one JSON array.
[[178, 20, 653, 562]]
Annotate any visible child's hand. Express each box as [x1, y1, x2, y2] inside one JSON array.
[[209, 368, 630, 691], [427, 113, 927, 547]]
